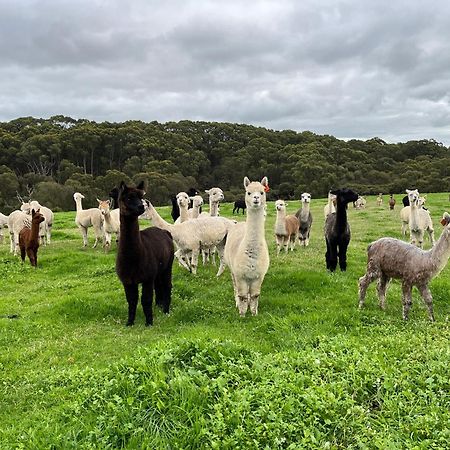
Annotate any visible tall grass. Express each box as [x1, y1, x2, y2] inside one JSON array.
[[1, 194, 449, 449]]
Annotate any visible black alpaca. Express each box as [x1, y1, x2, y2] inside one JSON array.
[[233, 199, 246, 214], [170, 187, 199, 222], [116, 181, 174, 326], [109, 187, 119, 209], [402, 194, 409, 207], [324, 188, 359, 272]]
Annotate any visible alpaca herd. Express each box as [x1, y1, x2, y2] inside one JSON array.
[[1, 182, 449, 324]]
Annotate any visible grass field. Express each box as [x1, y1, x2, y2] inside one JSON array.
[[1, 194, 449, 449]]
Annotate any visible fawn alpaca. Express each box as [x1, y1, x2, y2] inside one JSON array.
[[116, 181, 174, 326], [19, 209, 45, 267]]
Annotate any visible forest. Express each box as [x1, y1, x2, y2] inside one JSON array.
[[0, 115, 449, 212]]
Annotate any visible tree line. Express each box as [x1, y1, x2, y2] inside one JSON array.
[[0, 115, 449, 213]]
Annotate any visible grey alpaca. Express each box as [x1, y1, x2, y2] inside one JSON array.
[[358, 212, 450, 321], [324, 188, 359, 271], [295, 192, 313, 246]]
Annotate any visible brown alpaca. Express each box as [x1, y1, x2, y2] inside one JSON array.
[[19, 209, 45, 267], [116, 181, 174, 327]]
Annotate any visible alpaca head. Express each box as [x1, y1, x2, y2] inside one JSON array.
[[31, 209, 45, 224], [205, 187, 224, 204], [190, 195, 204, 208], [244, 177, 268, 210], [301, 193, 311, 204], [97, 199, 111, 216], [73, 192, 85, 201], [406, 189, 420, 206], [275, 199, 286, 212], [330, 188, 359, 205], [118, 181, 146, 217], [440, 212, 450, 227], [20, 202, 31, 213], [176, 192, 190, 209]]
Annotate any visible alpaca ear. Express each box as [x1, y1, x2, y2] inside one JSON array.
[[31, 209, 35, 215], [205, 189, 210, 194], [97, 198, 101, 204], [244, 177, 250, 188], [261, 177, 268, 187], [119, 181, 127, 193]]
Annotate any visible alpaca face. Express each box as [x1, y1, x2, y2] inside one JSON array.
[[98, 199, 111, 216], [118, 182, 145, 217], [31, 209, 45, 224], [330, 188, 359, 205], [176, 192, 190, 208], [275, 200, 286, 211], [73, 192, 85, 201], [190, 195, 203, 207], [20, 202, 31, 213], [244, 177, 268, 210], [406, 189, 420, 206], [205, 188, 224, 203], [301, 193, 311, 204]]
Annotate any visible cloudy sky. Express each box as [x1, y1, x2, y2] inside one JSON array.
[[1, 0, 450, 144]]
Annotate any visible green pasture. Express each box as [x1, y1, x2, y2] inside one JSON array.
[[1, 194, 449, 449]]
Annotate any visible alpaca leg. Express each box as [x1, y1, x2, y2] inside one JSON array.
[[9, 232, 14, 253], [104, 231, 112, 251], [358, 265, 379, 309], [230, 272, 239, 307], [175, 249, 190, 271], [155, 266, 173, 314], [190, 250, 199, 275], [376, 274, 390, 310], [93, 227, 103, 248], [427, 227, 435, 247], [327, 241, 338, 272], [20, 245, 26, 263], [276, 235, 282, 257], [27, 248, 36, 267], [249, 281, 262, 316], [284, 236, 289, 254], [80, 226, 88, 247], [417, 284, 435, 322], [14, 233, 20, 256], [235, 279, 249, 316], [338, 239, 349, 271], [215, 243, 226, 277], [123, 283, 139, 326], [47, 225, 52, 244], [141, 281, 154, 326], [401, 283, 413, 320]]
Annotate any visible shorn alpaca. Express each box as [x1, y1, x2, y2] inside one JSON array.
[[358, 212, 450, 321], [323, 191, 336, 218], [0, 212, 8, 244], [388, 194, 396, 210], [224, 177, 270, 317], [324, 188, 359, 271], [116, 181, 174, 326], [7, 210, 31, 255], [73, 192, 104, 248], [295, 192, 313, 246], [19, 209, 45, 267], [97, 199, 120, 250], [274, 200, 299, 255]]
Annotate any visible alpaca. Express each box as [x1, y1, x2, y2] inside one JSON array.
[[295, 192, 313, 246], [376, 193, 383, 206], [19, 209, 45, 267], [20, 201, 47, 245], [116, 181, 174, 326], [354, 196, 366, 209], [323, 191, 337, 218], [174, 192, 191, 224], [324, 188, 359, 271], [201, 187, 224, 217], [274, 200, 299, 255], [358, 212, 450, 321], [73, 192, 104, 248], [97, 199, 120, 250], [29, 200, 54, 244], [388, 195, 396, 210], [0, 212, 8, 244], [7, 210, 31, 255], [171, 188, 199, 222], [404, 189, 434, 248], [233, 199, 246, 215], [109, 187, 119, 209], [224, 177, 270, 317], [188, 195, 204, 219], [144, 201, 235, 276], [402, 195, 410, 207]]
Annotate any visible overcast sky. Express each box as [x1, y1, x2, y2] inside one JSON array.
[[1, 0, 450, 144]]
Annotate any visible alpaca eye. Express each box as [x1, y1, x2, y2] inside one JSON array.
[[260, 192, 263, 195], [247, 192, 250, 195]]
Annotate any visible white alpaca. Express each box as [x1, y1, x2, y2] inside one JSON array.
[[174, 192, 191, 224], [295, 192, 313, 246], [323, 191, 336, 218], [7, 210, 31, 255], [224, 177, 270, 317], [21, 200, 54, 245], [0, 212, 8, 244], [188, 195, 204, 219], [144, 201, 235, 276], [400, 195, 427, 237], [200, 187, 224, 217], [358, 212, 450, 321], [73, 192, 104, 248], [402, 189, 434, 248], [376, 193, 383, 206], [274, 200, 299, 255], [97, 199, 120, 250], [354, 196, 366, 209]]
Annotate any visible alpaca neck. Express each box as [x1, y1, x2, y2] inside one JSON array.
[[244, 207, 266, 246], [209, 201, 219, 216], [119, 214, 142, 256], [31, 220, 41, 241], [147, 204, 173, 232], [409, 203, 420, 230], [75, 198, 83, 212], [429, 228, 450, 275], [335, 198, 348, 234], [300, 202, 310, 221], [190, 206, 200, 218], [178, 204, 189, 222], [327, 196, 334, 214], [275, 209, 287, 235]]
